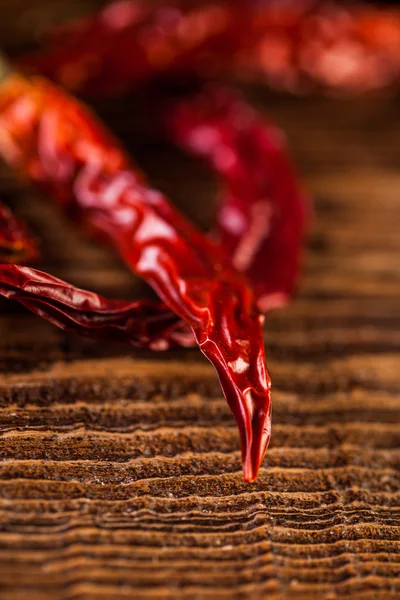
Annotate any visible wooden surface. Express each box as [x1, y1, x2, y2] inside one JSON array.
[[0, 14, 400, 599]]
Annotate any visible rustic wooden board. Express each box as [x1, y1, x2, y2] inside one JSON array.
[[0, 4, 400, 599]]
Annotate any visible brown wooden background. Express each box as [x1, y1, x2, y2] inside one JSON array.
[[0, 2, 400, 599]]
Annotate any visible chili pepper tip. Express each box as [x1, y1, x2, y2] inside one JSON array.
[[241, 391, 271, 483]]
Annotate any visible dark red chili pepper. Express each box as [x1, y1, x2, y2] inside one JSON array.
[[18, 0, 247, 94], [18, 0, 400, 95], [0, 71, 271, 482], [0, 200, 193, 348], [0, 264, 195, 350], [0, 200, 194, 348], [240, 0, 400, 94], [167, 85, 307, 312], [0, 200, 38, 263]]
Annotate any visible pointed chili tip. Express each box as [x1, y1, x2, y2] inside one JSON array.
[[242, 432, 270, 483], [242, 394, 271, 484], [243, 458, 257, 484]]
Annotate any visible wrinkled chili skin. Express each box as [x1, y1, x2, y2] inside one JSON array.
[[167, 85, 307, 313], [0, 202, 193, 349], [0, 264, 194, 350], [18, 0, 400, 95], [0, 201, 38, 263], [0, 74, 271, 482]]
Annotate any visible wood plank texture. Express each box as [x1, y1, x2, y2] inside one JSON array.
[[0, 3, 400, 599]]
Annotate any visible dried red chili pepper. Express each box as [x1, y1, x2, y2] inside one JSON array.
[[0, 69, 271, 482], [0, 201, 38, 263], [18, 0, 400, 95], [0, 199, 193, 349], [239, 0, 400, 94], [19, 0, 247, 94], [0, 85, 306, 383], [0, 201, 194, 348], [0, 264, 194, 350], [166, 85, 307, 313]]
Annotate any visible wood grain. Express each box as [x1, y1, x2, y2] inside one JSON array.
[[0, 5, 400, 597]]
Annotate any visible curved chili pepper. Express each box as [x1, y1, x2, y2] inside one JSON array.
[[0, 72, 271, 482], [0, 84, 307, 407], [167, 85, 307, 313], [17, 0, 400, 95], [0, 264, 195, 350], [0, 201, 38, 263]]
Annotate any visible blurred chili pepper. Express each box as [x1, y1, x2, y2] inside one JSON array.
[[0, 70, 271, 482], [18, 0, 247, 94], [0, 201, 38, 263], [242, 0, 400, 94], [18, 0, 400, 95], [167, 85, 307, 313]]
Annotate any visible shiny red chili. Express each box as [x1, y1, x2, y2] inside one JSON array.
[[0, 263, 195, 350], [18, 0, 400, 95], [0, 72, 271, 482]]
